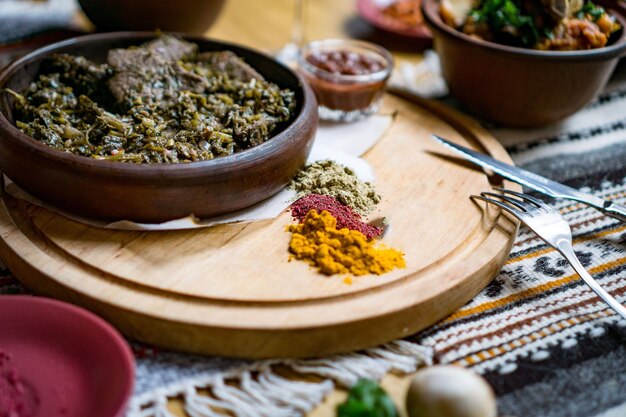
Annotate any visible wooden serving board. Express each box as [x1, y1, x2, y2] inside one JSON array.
[[0, 94, 518, 358]]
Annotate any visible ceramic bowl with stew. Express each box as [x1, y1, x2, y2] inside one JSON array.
[[0, 32, 317, 222], [421, 0, 626, 127]]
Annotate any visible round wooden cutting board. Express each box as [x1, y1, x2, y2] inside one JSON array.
[[0, 93, 518, 358]]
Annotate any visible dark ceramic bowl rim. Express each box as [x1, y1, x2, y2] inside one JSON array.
[[0, 32, 314, 179], [422, 0, 626, 61]]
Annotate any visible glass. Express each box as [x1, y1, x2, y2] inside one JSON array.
[[276, 0, 306, 65], [298, 39, 393, 122]]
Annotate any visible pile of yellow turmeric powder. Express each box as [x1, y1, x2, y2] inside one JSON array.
[[288, 209, 405, 276]]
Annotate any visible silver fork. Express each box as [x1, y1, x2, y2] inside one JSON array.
[[472, 188, 626, 321]]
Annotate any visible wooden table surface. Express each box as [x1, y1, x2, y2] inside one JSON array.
[[206, 0, 424, 64], [163, 1, 422, 416], [198, 2, 418, 416], [81, 0, 423, 415]]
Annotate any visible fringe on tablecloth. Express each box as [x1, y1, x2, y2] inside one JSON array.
[[125, 341, 432, 417]]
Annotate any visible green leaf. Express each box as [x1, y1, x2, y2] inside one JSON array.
[[469, 0, 540, 46], [336, 379, 398, 417], [577, 1, 606, 20]]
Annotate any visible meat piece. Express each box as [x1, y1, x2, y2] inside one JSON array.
[[538, 18, 610, 50], [175, 66, 211, 94], [440, 0, 476, 27], [197, 51, 264, 81], [540, 0, 583, 20], [108, 35, 197, 70], [107, 35, 198, 105], [145, 35, 197, 61], [108, 47, 154, 71]]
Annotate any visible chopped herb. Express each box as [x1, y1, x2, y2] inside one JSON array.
[[577, 1, 606, 20], [469, 0, 540, 47], [337, 379, 398, 417]]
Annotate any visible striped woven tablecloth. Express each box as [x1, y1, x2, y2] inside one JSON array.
[[1, 8, 626, 414], [412, 61, 626, 417]]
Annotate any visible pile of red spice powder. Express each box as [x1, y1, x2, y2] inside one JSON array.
[[290, 194, 382, 239]]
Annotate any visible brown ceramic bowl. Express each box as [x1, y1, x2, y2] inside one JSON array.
[[77, 0, 226, 34], [0, 32, 317, 223], [422, 0, 626, 127]]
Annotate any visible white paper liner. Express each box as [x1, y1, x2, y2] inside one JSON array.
[[315, 114, 394, 158], [4, 114, 393, 231], [389, 50, 448, 99]]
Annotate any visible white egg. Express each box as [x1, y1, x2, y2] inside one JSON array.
[[406, 365, 497, 417]]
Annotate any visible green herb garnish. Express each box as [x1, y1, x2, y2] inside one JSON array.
[[337, 379, 398, 417], [577, 1, 606, 20], [470, 0, 540, 46]]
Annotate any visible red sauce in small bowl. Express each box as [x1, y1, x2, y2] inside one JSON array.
[[306, 50, 387, 76], [299, 40, 393, 119]]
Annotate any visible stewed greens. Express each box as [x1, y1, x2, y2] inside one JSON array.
[[7, 35, 296, 163]]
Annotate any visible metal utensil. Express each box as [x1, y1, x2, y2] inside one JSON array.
[[473, 188, 626, 320], [433, 134, 626, 222]]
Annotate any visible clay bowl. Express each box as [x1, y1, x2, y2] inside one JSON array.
[[422, 0, 626, 127], [77, 0, 226, 34], [0, 32, 317, 223]]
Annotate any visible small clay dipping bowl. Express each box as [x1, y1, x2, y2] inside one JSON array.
[[422, 0, 626, 127], [298, 39, 393, 121], [0, 32, 318, 223]]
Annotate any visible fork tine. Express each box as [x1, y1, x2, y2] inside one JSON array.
[[471, 195, 524, 219], [481, 191, 529, 212], [493, 188, 547, 209]]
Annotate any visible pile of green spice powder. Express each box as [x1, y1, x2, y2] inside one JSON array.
[[289, 160, 381, 216]]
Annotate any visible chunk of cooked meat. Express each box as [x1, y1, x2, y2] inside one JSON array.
[[440, 0, 476, 28], [108, 36, 197, 70], [537, 16, 617, 49], [107, 36, 199, 106], [197, 51, 264, 82]]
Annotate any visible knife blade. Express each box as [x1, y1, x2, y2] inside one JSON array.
[[432, 134, 626, 222]]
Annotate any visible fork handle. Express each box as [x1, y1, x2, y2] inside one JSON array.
[[556, 240, 626, 321]]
